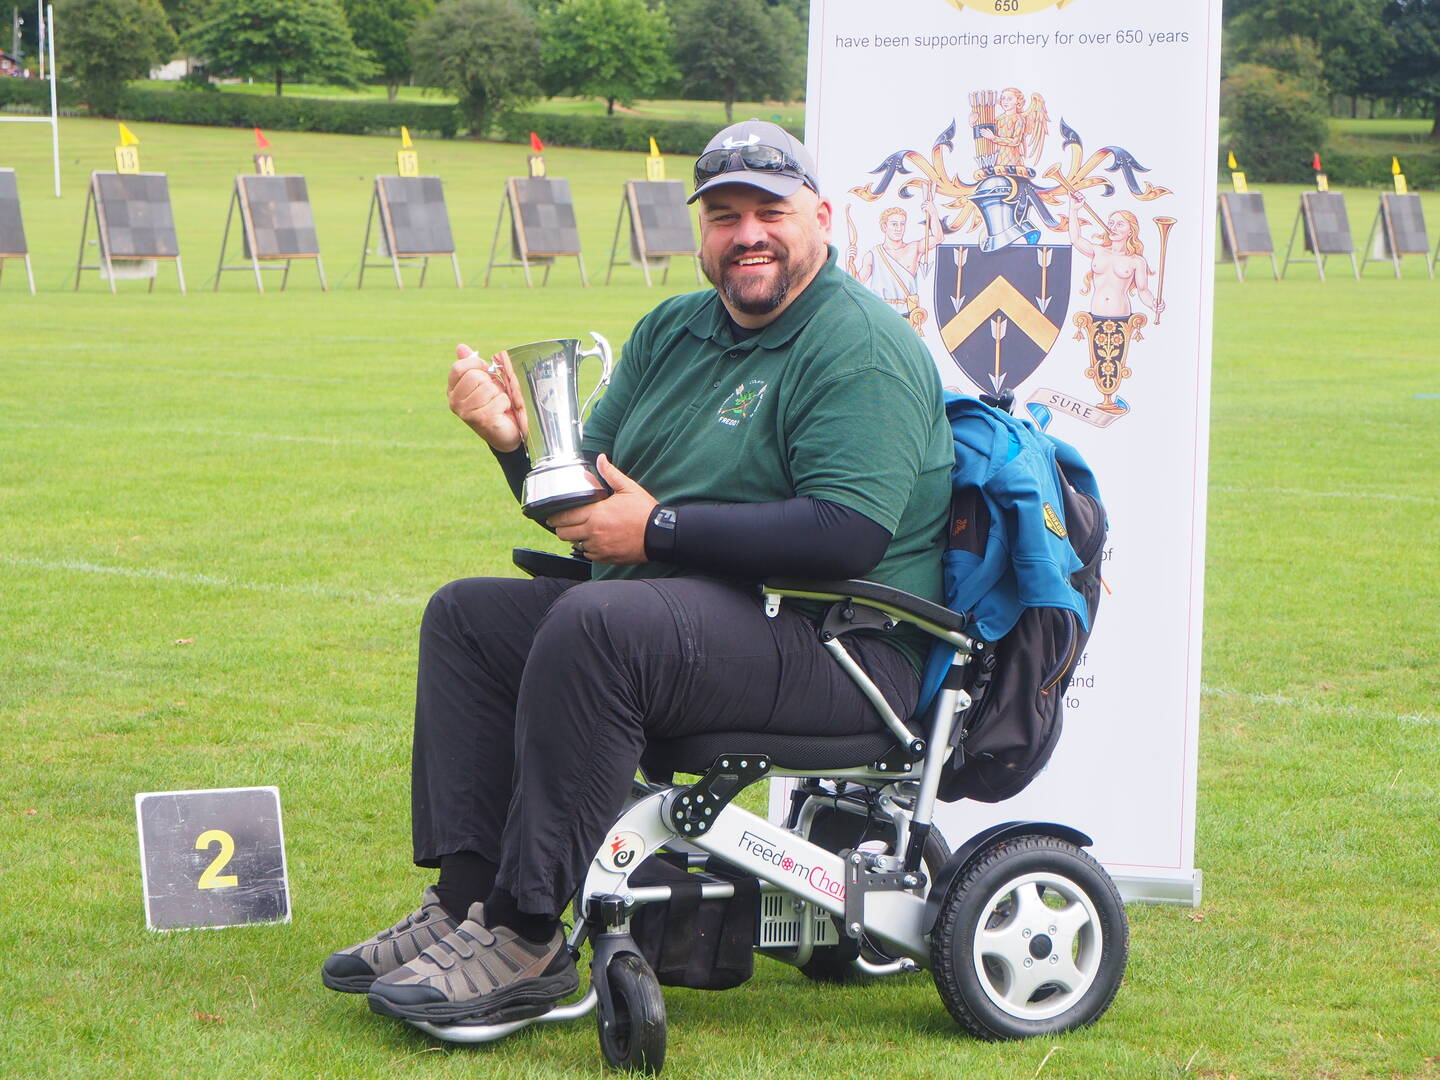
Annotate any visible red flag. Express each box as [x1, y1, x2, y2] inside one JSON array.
[[530, 131, 544, 154], [1312, 152, 1322, 171], [254, 127, 271, 150]]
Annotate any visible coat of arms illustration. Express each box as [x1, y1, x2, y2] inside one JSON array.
[[845, 85, 1177, 429]]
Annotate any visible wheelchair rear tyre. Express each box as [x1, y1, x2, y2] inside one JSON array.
[[597, 951, 667, 1074], [800, 813, 950, 983], [930, 834, 1127, 1040]]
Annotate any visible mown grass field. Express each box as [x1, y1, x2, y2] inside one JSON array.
[[2, 118, 1438, 1080]]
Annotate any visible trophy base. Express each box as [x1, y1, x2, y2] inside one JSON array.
[[522, 462, 609, 521]]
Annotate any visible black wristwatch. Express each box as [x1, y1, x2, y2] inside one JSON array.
[[645, 505, 679, 560]]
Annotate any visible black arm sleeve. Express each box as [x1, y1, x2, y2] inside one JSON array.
[[491, 447, 603, 504], [644, 497, 892, 581], [491, 446, 531, 502]]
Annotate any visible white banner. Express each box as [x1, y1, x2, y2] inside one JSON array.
[[805, 0, 1223, 902]]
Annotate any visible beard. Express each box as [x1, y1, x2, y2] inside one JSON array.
[[702, 239, 824, 317]]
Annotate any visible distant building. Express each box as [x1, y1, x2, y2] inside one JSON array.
[[150, 58, 199, 81]]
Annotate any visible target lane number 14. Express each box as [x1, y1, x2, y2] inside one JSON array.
[[135, 786, 291, 931]]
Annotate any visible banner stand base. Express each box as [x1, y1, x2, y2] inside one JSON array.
[[1112, 868, 1203, 907]]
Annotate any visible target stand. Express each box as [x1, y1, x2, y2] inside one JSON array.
[[0, 168, 35, 294], [1216, 192, 1278, 282], [74, 172, 186, 294], [358, 176, 461, 289], [214, 175, 327, 292], [1360, 194, 1434, 280], [484, 178, 587, 287], [1282, 192, 1359, 282], [605, 180, 701, 287]]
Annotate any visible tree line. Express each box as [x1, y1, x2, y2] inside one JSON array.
[[56, 0, 808, 128], [1221, 0, 1440, 179]]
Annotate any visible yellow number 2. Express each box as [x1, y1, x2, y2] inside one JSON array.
[[195, 829, 239, 889]]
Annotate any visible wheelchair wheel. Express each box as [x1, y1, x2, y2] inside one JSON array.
[[800, 818, 950, 983], [597, 951, 667, 1074], [930, 834, 1127, 1040]]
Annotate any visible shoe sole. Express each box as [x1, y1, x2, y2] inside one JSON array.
[[322, 969, 377, 994], [366, 969, 581, 1024]]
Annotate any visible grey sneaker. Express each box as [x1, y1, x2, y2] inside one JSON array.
[[366, 902, 578, 1024], [321, 887, 461, 993]]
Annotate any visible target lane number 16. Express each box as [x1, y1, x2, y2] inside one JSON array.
[[136, 786, 291, 931]]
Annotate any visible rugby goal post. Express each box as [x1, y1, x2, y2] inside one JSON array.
[[0, 3, 61, 197]]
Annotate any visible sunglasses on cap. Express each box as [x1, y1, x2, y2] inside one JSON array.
[[693, 144, 818, 194]]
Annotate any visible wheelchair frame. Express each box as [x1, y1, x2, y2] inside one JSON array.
[[409, 566, 1129, 1072]]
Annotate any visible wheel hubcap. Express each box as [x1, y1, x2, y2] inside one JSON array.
[[971, 870, 1103, 1021]]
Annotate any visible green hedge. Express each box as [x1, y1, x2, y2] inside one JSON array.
[[0, 79, 460, 136], [0, 76, 80, 109], [116, 87, 461, 138], [1322, 148, 1440, 191], [495, 110, 718, 155], [1218, 145, 1440, 189]]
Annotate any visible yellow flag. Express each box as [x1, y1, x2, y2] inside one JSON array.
[[401, 126, 413, 149], [1227, 150, 1237, 170], [1392, 156, 1402, 175], [649, 137, 660, 157], [118, 122, 140, 146]]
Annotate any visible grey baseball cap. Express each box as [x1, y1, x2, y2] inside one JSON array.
[[688, 119, 820, 204]]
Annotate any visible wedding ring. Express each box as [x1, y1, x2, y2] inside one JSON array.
[[572, 540, 586, 556]]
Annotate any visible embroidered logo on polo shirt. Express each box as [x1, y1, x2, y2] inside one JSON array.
[[717, 379, 768, 427]]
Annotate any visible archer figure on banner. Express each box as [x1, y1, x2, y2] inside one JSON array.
[[1066, 191, 1170, 415], [847, 200, 943, 337], [968, 87, 1051, 252]]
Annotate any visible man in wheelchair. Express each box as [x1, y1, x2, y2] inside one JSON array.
[[321, 119, 957, 1029]]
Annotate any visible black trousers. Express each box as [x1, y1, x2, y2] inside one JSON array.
[[410, 574, 921, 917]]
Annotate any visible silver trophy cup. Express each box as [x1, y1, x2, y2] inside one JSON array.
[[500, 332, 613, 519]]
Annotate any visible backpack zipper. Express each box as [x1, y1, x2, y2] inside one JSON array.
[[1040, 612, 1078, 695]]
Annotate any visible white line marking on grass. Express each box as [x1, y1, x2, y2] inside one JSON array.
[[0, 418, 457, 452], [1209, 485, 1437, 505], [1, 555, 427, 607], [1202, 684, 1437, 726]]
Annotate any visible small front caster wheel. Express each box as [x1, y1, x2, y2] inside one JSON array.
[[597, 951, 667, 1074]]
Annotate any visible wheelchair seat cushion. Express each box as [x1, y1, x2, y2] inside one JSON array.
[[641, 729, 899, 776]]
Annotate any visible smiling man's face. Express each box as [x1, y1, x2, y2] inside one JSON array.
[[697, 184, 832, 328]]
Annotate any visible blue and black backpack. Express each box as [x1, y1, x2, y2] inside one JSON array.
[[919, 392, 1108, 804]]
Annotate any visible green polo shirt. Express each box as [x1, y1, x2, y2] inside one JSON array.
[[581, 247, 951, 672]]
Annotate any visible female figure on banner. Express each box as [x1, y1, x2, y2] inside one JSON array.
[[1068, 192, 1165, 415], [848, 201, 943, 338]]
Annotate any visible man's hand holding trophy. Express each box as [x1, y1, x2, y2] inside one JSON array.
[[448, 333, 656, 565]]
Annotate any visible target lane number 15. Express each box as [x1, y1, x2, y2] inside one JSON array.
[[135, 786, 291, 931]]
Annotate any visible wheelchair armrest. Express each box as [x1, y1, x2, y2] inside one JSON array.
[[512, 547, 592, 581], [762, 577, 972, 648]]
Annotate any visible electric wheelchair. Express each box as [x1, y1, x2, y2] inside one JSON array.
[[404, 548, 1129, 1074]]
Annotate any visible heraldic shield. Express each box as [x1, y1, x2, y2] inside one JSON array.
[[933, 242, 1072, 395]]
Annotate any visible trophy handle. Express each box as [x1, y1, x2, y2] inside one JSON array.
[[577, 331, 613, 417]]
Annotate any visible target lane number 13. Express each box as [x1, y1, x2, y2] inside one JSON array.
[[135, 786, 291, 931]]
